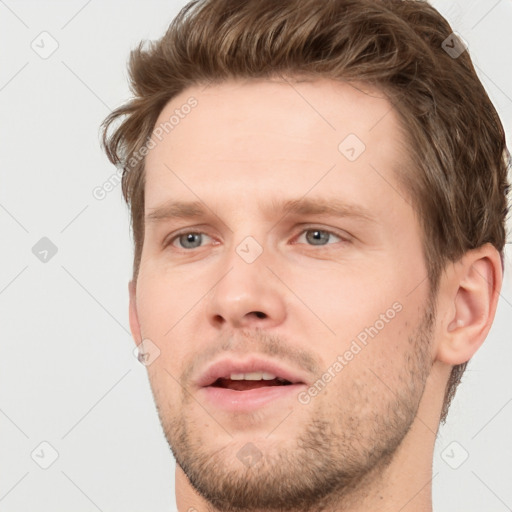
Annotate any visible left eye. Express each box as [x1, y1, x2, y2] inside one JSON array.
[[295, 228, 343, 246]]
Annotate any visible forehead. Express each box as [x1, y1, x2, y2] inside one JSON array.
[[143, 78, 412, 218]]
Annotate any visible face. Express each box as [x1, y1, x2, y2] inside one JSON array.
[[130, 78, 435, 511]]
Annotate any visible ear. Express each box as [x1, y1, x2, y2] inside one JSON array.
[[128, 280, 143, 346], [435, 243, 503, 366]]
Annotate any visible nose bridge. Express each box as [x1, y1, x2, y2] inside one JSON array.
[[206, 232, 287, 329]]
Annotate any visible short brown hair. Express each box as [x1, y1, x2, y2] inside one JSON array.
[[101, 0, 510, 424]]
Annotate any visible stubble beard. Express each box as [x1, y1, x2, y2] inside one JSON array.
[[153, 305, 435, 512]]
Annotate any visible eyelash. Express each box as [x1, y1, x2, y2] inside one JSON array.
[[164, 227, 350, 250]]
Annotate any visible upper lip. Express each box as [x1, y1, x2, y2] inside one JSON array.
[[196, 356, 310, 388]]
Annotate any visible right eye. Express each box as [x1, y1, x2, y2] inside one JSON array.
[[166, 231, 214, 250]]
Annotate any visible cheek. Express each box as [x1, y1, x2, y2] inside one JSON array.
[[135, 271, 197, 373], [137, 260, 204, 325], [283, 260, 396, 330], [283, 260, 425, 368]]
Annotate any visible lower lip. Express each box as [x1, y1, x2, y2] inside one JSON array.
[[199, 384, 307, 412]]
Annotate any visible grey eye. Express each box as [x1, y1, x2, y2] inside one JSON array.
[[178, 233, 204, 249], [306, 230, 329, 245], [300, 229, 341, 247]]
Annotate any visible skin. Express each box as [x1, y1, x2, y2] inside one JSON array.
[[128, 78, 502, 512]]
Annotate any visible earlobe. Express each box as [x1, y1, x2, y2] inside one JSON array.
[[436, 244, 502, 366], [128, 280, 142, 346]]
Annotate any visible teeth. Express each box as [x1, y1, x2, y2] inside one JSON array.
[[229, 372, 277, 381]]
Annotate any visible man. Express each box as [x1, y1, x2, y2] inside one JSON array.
[[101, 0, 509, 510]]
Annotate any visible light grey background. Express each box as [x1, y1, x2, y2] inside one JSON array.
[[0, 1, 511, 511]]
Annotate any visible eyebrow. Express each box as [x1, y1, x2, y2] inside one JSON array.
[[145, 197, 377, 224]]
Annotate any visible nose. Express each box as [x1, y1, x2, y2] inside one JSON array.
[[205, 244, 287, 330]]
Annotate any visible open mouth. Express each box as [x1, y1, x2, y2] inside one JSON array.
[[210, 377, 293, 391], [197, 361, 308, 411]]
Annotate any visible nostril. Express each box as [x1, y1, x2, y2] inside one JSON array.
[[253, 311, 266, 319]]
